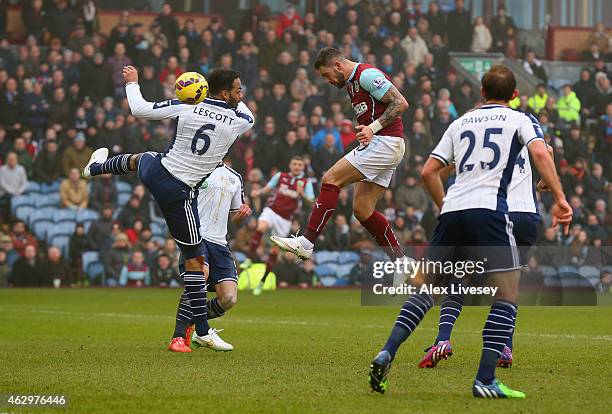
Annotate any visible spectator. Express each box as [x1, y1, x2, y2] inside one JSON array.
[[528, 84, 549, 114], [69, 223, 88, 279], [89, 174, 118, 211], [258, 30, 281, 71], [153, 254, 180, 287], [234, 42, 259, 93], [13, 137, 33, 178], [11, 245, 46, 286], [104, 233, 132, 285], [80, 51, 113, 104], [447, 0, 472, 52], [523, 51, 548, 85], [593, 73, 612, 117], [426, 1, 446, 38], [34, 140, 63, 184], [573, 69, 596, 117], [321, 214, 350, 251], [339, 119, 357, 151], [400, 27, 428, 67], [290, 68, 312, 102], [139, 65, 164, 101], [587, 22, 610, 55], [46, 0, 78, 44], [273, 251, 310, 289], [62, 133, 93, 177], [564, 126, 590, 162], [106, 43, 133, 98], [87, 206, 114, 251], [45, 246, 72, 286], [60, 168, 88, 209], [471, 16, 492, 53], [311, 118, 342, 153], [0, 78, 21, 128], [394, 175, 429, 218], [557, 84, 582, 125], [154, 2, 179, 48], [232, 217, 257, 254], [119, 250, 150, 287], [9, 220, 37, 257], [490, 6, 516, 54], [312, 134, 341, 177], [0, 152, 28, 221], [118, 196, 150, 229]]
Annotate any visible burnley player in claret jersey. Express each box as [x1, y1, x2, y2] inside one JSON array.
[[271, 47, 410, 276], [249, 156, 314, 295]]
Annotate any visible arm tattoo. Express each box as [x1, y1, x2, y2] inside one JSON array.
[[378, 85, 408, 127]]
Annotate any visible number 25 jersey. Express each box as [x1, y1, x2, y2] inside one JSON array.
[[430, 104, 544, 215]]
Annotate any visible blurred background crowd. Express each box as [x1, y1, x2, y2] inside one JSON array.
[[0, 0, 610, 291]]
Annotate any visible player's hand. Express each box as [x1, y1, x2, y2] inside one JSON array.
[[296, 182, 305, 197], [122, 66, 139, 83], [250, 189, 260, 198], [232, 204, 252, 222], [551, 199, 573, 235], [536, 179, 551, 192], [355, 125, 374, 146]]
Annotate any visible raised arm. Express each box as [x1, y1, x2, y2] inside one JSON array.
[[123, 66, 190, 120]]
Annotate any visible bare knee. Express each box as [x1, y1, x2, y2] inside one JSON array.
[[321, 170, 340, 186], [220, 293, 237, 310], [353, 203, 374, 222]]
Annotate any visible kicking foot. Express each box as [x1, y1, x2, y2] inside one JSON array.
[[191, 328, 234, 351], [497, 345, 513, 368], [368, 350, 392, 394], [168, 336, 192, 353], [253, 281, 264, 296], [418, 340, 453, 368], [82, 148, 109, 178], [270, 235, 313, 260], [473, 378, 526, 399]]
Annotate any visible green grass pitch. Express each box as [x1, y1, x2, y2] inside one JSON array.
[[1, 289, 611, 413]]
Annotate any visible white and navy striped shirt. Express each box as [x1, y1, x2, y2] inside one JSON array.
[[126, 82, 254, 189], [431, 104, 544, 214], [197, 164, 244, 246], [507, 145, 538, 214]]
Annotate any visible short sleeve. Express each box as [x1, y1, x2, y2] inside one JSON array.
[[230, 184, 244, 211], [359, 68, 392, 101], [518, 112, 545, 146], [303, 180, 315, 201], [430, 125, 454, 166], [267, 172, 281, 189]]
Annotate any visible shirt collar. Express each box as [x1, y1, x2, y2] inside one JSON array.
[[347, 63, 360, 82]]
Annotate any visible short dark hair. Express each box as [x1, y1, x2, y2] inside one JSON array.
[[481, 65, 517, 101], [290, 155, 304, 162], [207, 69, 241, 96], [314, 47, 344, 69]]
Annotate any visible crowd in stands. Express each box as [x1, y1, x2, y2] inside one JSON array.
[[0, 1, 610, 290]]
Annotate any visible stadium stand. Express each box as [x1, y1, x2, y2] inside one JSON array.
[[0, 1, 609, 292]]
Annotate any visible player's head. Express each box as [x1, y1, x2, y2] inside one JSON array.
[[207, 68, 243, 108], [314, 47, 349, 89], [480, 65, 518, 103], [289, 155, 305, 175]]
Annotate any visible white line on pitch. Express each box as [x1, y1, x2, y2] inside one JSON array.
[[2, 307, 612, 342]]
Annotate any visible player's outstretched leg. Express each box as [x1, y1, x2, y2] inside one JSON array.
[[369, 292, 434, 394], [473, 300, 525, 399], [83, 149, 139, 178], [253, 248, 279, 296], [419, 292, 464, 368]]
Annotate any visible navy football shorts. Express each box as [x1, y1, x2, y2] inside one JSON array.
[[138, 152, 204, 258]]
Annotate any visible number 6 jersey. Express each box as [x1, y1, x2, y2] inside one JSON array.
[[125, 82, 254, 189], [430, 104, 544, 215]]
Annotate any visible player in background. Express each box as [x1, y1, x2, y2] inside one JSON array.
[[418, 141, 553, 369], [248, 156, 314, 296], [271, 48, 410, 271], [169, 162, 251, 352], [83, 66, 254, 351], [369, 65, 572, 398]]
